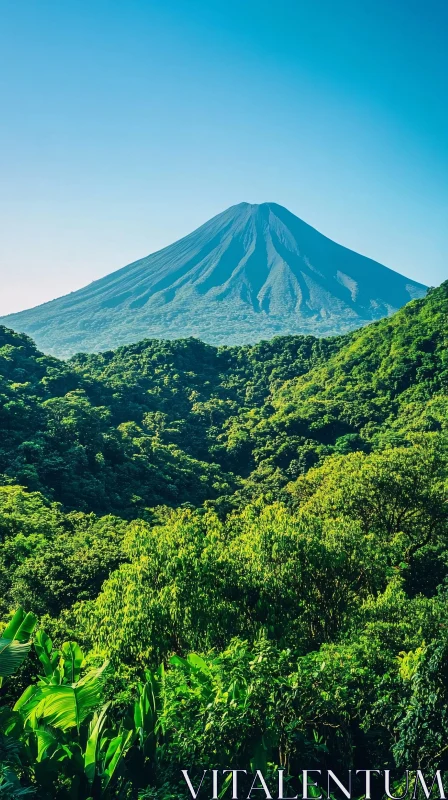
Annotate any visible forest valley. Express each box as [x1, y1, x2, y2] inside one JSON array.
[[0, 282, 447, 798]]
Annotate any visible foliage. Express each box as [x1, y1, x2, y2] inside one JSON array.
[[0, 284, 447, 795], [0, 615, 164, 798]]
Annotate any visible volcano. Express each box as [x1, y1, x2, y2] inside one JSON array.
[[0, 202, 427, 357]]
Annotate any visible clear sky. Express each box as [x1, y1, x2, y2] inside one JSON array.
[[0, 0, 447, 315]]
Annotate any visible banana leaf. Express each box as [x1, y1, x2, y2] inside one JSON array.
[[61, 642, 84, 684], [34, 631, 59, 679], [0, 639, 31, 678], [15, 663, 108, 732], [2, 609, 37, 644], [84, 704, 110, 783], [102, 728, 134, 791]]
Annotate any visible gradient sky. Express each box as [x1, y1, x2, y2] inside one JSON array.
[[0, 0, 447, 316]]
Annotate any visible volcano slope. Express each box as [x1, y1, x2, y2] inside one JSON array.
[[0, 202, 426, 357]]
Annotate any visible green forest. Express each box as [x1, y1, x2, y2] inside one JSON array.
[[0, 282, 447, 798]]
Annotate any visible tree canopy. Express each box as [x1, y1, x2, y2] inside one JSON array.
[[0, 282, 447, 797]]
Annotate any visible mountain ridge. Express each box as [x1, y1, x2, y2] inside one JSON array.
[[0, 201, 427, 357]]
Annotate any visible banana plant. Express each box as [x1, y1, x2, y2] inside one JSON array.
[[84, 706, 134, 795], [119, 666, 166, 791], [2, 616, 165, 798], [33, 630, 63, 680], [0, 608, 37, 798], [15, 661, 109, 732], [134, 664, 165, 758], [13, 631, 136, 798], [15, 630, 108, 731], [0, 608, 37, 687]]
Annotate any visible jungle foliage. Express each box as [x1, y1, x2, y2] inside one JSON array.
[[0, 282, 447, 797]]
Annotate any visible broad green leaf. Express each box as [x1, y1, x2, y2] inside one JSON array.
[[2, 609, 37, 643], [84, 703, 110, 783], [103, 728, 134, 789], [186, 653, 211, 674], [34, 727, 58, 762], [61, 641, 84, 684], [0, 638, 31, 677], [14, 684, 39, 713], [169, 654, 190, 670], [16, 663, 108, 731], [35, 631, 59, 679]]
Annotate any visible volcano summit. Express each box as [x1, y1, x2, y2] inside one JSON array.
[[0, 202, 427, 357]]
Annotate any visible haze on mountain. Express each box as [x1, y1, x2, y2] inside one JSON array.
[[0, 202, 427, 358]]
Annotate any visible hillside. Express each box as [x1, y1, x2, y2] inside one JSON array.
[[0, 202, 427, 357], [0, 324, 341, 515], [0, 282, 446, 516], [242, 280, 448, 491]]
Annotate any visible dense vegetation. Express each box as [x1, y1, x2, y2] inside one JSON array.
[[0, 282, 447, 798]]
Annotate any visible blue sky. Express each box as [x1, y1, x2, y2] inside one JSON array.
[[0, 0, 447, 315]]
